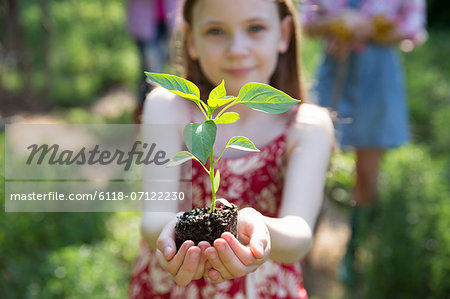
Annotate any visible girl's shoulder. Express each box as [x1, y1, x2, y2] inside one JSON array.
[[142, 86, 191, 125], [287, 103, 334, 146], [295, 103, 333, 129]]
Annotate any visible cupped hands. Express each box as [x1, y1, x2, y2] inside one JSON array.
[[155, 207, 271, 285]]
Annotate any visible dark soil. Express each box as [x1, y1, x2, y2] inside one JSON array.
[[175, 204, 238, 250]]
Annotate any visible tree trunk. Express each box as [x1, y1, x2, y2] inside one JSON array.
[[39, 0, 53, 106], [3, 0, 34, 108]]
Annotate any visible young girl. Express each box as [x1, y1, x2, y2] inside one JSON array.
[[129, 0, 333, 297], [302, 0, 426, 284]]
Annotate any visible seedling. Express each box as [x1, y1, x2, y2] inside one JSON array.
[[145, 72, 300, 213]]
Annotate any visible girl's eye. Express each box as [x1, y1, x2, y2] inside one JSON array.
[[248, 25, 265, 33], [206, 28, 224, 36]]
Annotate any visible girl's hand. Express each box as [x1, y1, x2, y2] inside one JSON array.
[[204, 208, 271, 284], [155, 213, 211, 286], [325, 10, 372, 61], [337, 9, 374, 41]]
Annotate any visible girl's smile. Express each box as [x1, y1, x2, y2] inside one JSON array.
[[223, 67, 255, 78]]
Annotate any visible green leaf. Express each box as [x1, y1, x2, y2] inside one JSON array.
[[235, 82, 300, 114], [144, 72, 200, 102], [207, 96, 236, 108], [214, 112, 240, 124], [209, 80, 226, 100], [166, 151, 196, 167], [183, 120, 217, 164], [225, 136, 260, 152], [213, 169, 220, 193]]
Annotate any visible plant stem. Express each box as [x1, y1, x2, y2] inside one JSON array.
[[214, 102, 236, 120], [209, 149, 216, 213], [196, 158, 210, 174], [215, 146, 227, 164]]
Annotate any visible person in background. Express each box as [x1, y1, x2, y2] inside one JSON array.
[[302, 0, 426, 285], [128, 0, 334, 297], [126, 0, 179, 123]]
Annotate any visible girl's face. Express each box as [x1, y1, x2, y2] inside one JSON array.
[[186, 0, 292, 96]]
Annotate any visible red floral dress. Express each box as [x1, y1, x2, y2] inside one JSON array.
[[129, 121, 308, 299]]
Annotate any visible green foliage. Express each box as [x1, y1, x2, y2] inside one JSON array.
[[324, 152, 355, 205], [38, 213, 140, 299], [183, 120, 217, 165], [0, 206, 139, 298], [0, 208, 106, 297], [42, 244, 126, 298], [0, 130, 140, 298], [144, 72, 201, 102], [362, 146, 450, 299], [209, 80, 227, 99], [431, 105, 450, 153], [55, 106, 134, 124], [1, 0, 139, 106], [300, 37, 322, 86], [235, 83, 300, 114], [51, 0, 138, 105], [207, 97, 236, 109], [213, 170, 221, 194], [226, 136, 259, 152], [166, 151, 197, 168], [145, 72, 300, 213], [403, 30, 450, 148], [214, 112, 240, 124]]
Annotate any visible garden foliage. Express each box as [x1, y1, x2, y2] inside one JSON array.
[[1, 0, 138, 107], [362, 146, 450, 299]]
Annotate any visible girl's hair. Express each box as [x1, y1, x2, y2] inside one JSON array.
[[175, 0, 304, 101]]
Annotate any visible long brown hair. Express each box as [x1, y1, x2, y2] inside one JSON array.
[[175, 0, 304, 102]]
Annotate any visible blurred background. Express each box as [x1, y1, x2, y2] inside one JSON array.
[[0, 0, 449, 298]]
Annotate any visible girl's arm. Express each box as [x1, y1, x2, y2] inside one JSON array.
[[139, 87, 185, 250], [265, 104, 334, 264], [203, 105, 333, 283]]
